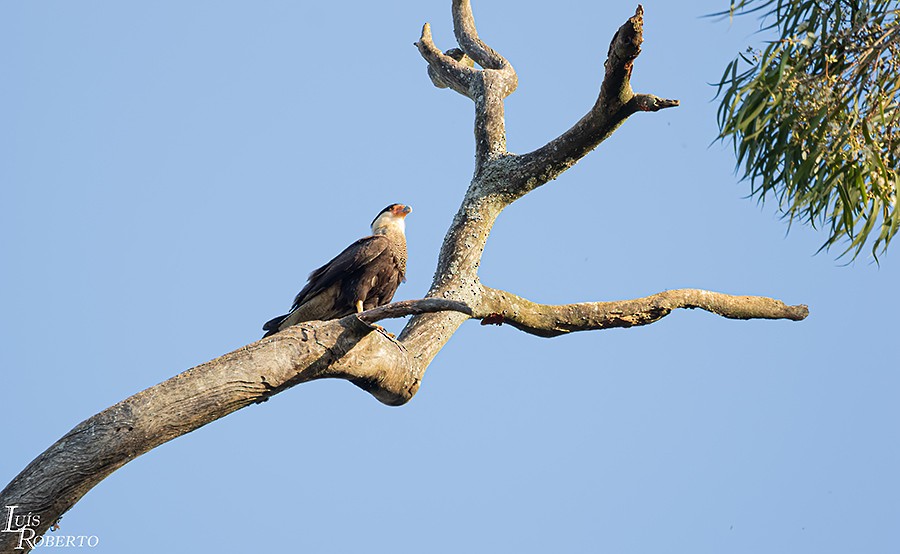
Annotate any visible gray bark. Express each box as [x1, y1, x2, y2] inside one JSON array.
[[0, 3, 807, 552]]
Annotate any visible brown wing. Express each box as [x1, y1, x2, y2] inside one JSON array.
[[290, 235, 390, 311], [261, 236, 392, 336], [357, 250, 404, 310]]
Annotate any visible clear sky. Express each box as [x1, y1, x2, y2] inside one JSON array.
[[3, 1, 898, 553]]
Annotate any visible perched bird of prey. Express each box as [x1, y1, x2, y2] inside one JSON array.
[[262, 203, 411, 337]]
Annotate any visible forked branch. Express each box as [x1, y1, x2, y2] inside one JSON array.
[[512, 4, 680, 197], [416, 0, 516, 167]]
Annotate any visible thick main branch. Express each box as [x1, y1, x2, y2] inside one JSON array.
[[0, 300, 470, 553]]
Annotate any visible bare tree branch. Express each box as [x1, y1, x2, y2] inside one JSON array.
[[510, 5, 680, 199], [417, 0, 516, 168], [477, 287, 809, 337], [416, 23, 477, 97], [358, 298, 472, 324], [451, 0, 510, 71], [631, 93, 680, 112], [0, 299, 471, 552]]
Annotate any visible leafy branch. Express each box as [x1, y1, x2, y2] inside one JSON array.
[[715, 0, 900, 260]]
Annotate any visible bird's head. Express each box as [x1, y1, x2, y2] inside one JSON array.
[[371, 204, 411, 235]]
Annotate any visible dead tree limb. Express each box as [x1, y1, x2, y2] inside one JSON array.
[[0, 3, 807, 552], [478, 287, 809, 337], [0, 299, 470, 553]]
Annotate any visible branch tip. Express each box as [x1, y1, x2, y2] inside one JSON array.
[[631, 94, 680, 112], [789, 304, 810, 320], [451, 0, 510, 71]]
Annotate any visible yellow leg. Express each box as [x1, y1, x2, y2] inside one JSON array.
[[356, 298, 393, 337]]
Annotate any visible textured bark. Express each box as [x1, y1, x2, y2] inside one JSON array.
[[0, 3, 807, 553], [0, 300, 468, 553], [477, 287, 809, 337]]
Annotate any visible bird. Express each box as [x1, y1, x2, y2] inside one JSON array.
[[262, 203, 411, 337]]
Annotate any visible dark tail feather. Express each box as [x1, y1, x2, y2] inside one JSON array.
[[262, 314, 288, 337]]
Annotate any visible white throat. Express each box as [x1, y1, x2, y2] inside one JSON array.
[[371, 213, 406, 236]]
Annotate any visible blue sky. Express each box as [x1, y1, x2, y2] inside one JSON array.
[[3, 1, 899, 552]]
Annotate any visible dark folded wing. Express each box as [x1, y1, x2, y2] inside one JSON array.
[[290, 235, 390, 311]]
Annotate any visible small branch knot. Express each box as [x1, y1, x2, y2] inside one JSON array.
[[427, 48, 475, 89], [446, 48, 475, 67]]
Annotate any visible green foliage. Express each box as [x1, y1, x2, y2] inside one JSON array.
[[715, 0, 900, 260]]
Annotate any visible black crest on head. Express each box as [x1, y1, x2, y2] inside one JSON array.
[[372, 204, 401, 227]]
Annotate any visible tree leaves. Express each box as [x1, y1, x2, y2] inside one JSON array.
[[715, 0, 900, 260]]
